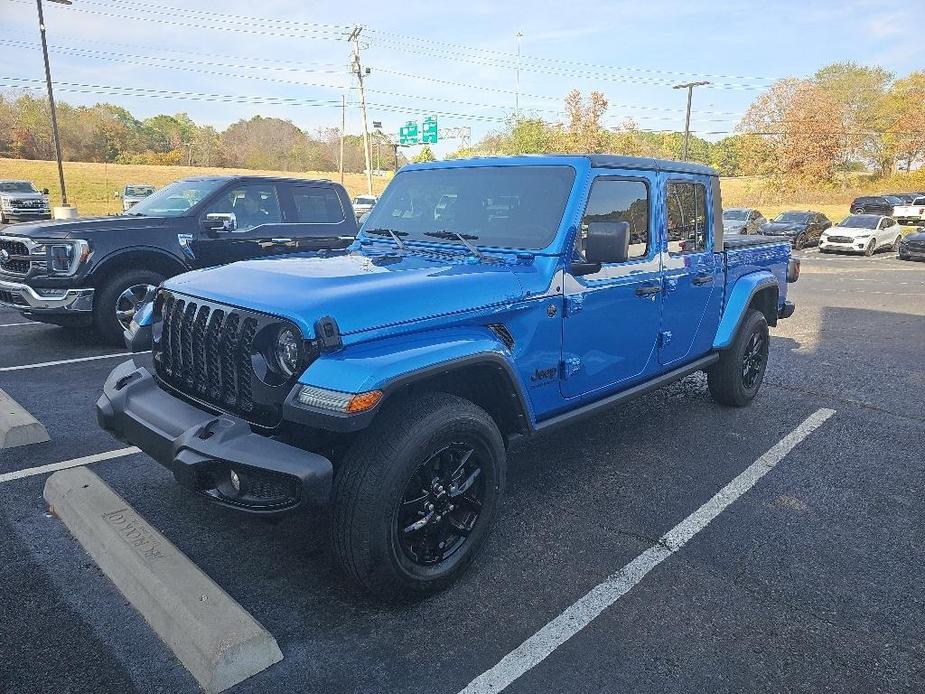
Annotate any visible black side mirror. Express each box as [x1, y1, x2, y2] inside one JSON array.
[[586, 221, 630, 265], [42, 188, 49, 195]]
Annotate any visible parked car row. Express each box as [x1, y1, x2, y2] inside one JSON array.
[[849, 192, 925, 221]]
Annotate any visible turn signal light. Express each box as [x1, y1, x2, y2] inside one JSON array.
[[346, 390, 383, 413]]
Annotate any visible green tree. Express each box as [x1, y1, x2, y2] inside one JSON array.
[[412, 145, 436, 163]]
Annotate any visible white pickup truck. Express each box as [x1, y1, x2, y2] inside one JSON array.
[[893, 196, 925, 226]]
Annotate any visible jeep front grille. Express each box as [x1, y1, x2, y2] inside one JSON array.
[[153, 290, 306, 428]]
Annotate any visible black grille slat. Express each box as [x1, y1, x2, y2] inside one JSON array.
[[205, 309, 224, 401], [237, 318, 257, 413], [192, 305, 210, 396], [220, 313, 240, 407], [153, 290, 307, 428]]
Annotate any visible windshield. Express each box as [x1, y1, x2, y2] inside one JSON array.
[[723, 209, 748, 220], [126, 178, 225, 217], [0, 181, 38, 193], [838, 215, 878, 229], [913, 197, 925, 206], [361, 166, 576, 250], [125, 185, 155, 197], [884, 196, 902, 205], [774, 212, 811, 223]]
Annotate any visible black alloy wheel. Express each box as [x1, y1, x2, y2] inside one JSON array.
[[396, 443, 485, 566], [741, 331, 766, 390], [793, 233, 806, 250]]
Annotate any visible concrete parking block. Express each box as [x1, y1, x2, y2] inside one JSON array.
[[43, 467, 283, 693], [0, 388, 50, 449]]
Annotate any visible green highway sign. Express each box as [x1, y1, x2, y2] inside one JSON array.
[[399, 121, 419, 145], [421, 116, 438, 144]]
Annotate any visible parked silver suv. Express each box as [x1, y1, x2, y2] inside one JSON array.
[[0, 180, 51, 224]]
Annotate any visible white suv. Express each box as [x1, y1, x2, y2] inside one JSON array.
[[819, 214, 903, 256]]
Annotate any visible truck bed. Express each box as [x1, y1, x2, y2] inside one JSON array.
[[723, 234, 792, 307]]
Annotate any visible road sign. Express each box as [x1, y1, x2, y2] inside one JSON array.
[[399, 121, 419, 145], [421, 116, 438, 144]]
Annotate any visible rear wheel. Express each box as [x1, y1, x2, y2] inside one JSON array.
[[893, 235, 903, 252], [708, 309, 769, 407], [331, 392, 506, 600], [92, 268, 163, 344]]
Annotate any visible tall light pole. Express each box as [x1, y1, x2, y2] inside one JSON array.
[[514, 31, 523, 117], [36, 0, 71, 207], [672, 80, 710, 161]]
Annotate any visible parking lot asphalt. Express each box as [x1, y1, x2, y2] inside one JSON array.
[[1, 249, 924, 694]]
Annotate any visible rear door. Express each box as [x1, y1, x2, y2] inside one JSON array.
[[193, 181, 288, 266], [658, 176, 724, 366], [560, 170, 662, 398], [275, 182, 357, 254]]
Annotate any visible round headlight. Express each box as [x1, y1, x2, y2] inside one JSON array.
[[274, 326, 301, 376]]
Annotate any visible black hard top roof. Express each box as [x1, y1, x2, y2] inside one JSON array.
[[179, 174, 333, 184], [585, 155, 716, 176]]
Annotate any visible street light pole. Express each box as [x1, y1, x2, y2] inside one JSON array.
[[672, 80, 710, 161], [36, 0, 71, 207]]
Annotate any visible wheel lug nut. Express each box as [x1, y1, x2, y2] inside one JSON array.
[[449, 504, 455, 511], [427, 503, 434, 511]]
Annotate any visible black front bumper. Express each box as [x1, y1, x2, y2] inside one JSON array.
[[97, 360, 333, 516]]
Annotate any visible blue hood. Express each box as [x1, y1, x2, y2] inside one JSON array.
[[164, 250, 527, 337]]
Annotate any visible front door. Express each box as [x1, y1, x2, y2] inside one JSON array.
[[659, 177, 723, 366], [193, 182, 289, 267], [560, 172, 662, 399]]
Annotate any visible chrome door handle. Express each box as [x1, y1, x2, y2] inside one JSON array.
[[271, 238, 293, 243]]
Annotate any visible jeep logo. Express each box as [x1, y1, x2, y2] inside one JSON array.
[[530, 366, 557, 382]]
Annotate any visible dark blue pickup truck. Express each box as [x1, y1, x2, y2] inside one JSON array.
[[98, 155, 798, 599]]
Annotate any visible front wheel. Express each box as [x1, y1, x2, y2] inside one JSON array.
[[793, 233, 806, 250], [864, 240, 875, 257], [331, 392, 506, 600], [93, 268, 163, 344], [708, 309, 769, 407]]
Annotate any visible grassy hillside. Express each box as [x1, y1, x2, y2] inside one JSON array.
[[0, 158, 391, 216]]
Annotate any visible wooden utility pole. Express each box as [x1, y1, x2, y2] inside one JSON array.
[[339, 94, 345, 185], [349, 26, 373, 195], [672, 80, 710, 161]]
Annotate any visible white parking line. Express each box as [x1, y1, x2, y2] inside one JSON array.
[[0, 322, 41, 328], [459, 407, 836, 694], [0, 446, 140, 484], [0, 352, 143, 373]]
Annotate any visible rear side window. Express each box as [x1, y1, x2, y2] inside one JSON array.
[[577, 178, 650, 261], [667, 181, 708, 254], [291, 186, 345, 223]]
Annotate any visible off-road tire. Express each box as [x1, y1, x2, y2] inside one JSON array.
[[331, 392, 506, 600], [708, 309, 769, 407], [93, 268, 163, 344]]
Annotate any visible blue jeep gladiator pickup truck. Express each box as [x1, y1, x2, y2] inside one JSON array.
[[98, 155, 798, 599]]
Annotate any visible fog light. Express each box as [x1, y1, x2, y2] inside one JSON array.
[[229, 469, 241, 493]]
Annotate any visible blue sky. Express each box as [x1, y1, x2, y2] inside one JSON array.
[[0, 0, 922, 157]]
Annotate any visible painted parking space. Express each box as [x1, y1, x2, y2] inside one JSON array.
[[1, 257, 924, 693]]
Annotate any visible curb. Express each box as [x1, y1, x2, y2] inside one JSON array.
[[44, 467, 283, 693], [0, 388, 50, 449]]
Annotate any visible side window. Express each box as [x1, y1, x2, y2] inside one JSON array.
[[291, 186, 345, 224], [576, 179, 649, 262], [667, 181, 708, 254], [204, 184, 281, 231]]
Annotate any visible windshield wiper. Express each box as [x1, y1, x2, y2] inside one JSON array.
[[424, 230, 488, 261], [364, 227, 408, 250]]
